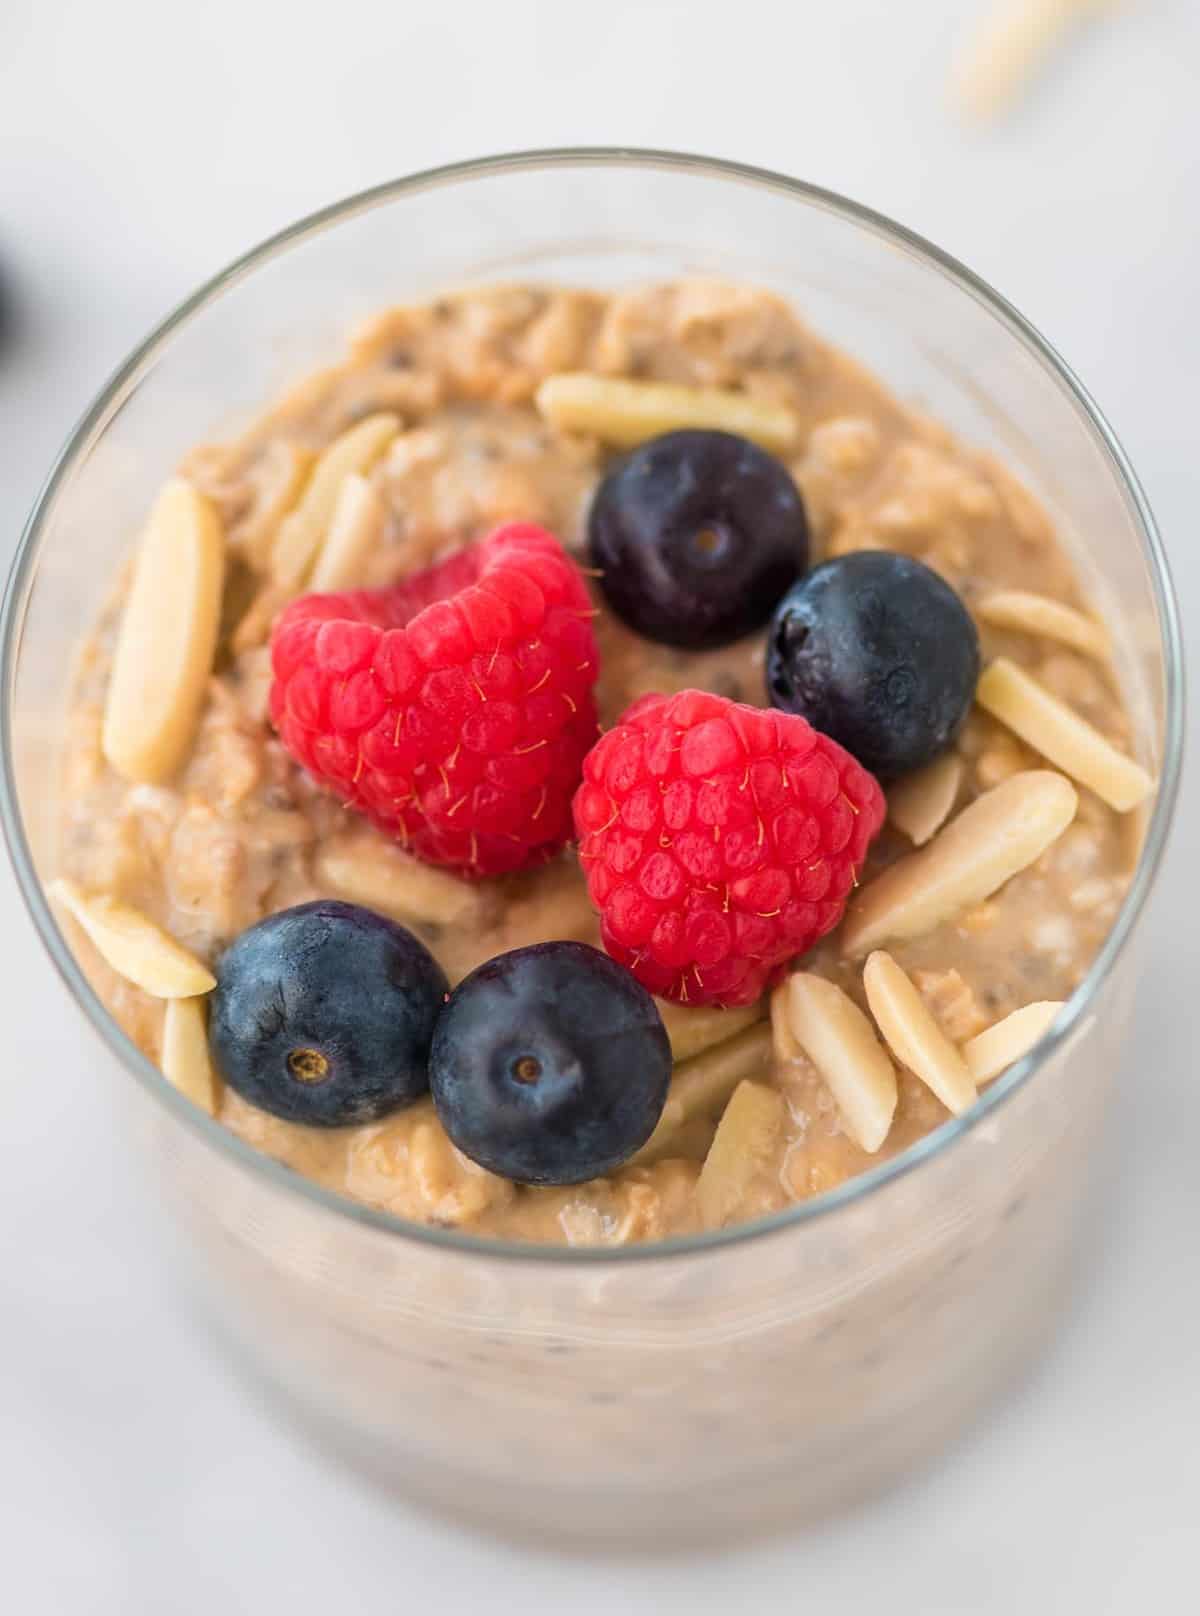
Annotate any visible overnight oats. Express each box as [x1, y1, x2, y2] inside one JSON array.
[[52, 278, 1154, 1248]]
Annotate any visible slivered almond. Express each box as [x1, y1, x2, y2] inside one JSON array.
[[658, 998, 764, 1065], [953, 0, 1116, 124], [231, 581, 290, 654], [236, 441, 314, 568], [977, 590, 1109, 659], [316, 835, 484, 929], [963, 1001, 1064, 1084], [535, 373, 797, 455], [842, 770, 1078, 957], [101, 478, 225, 784], [161, 996, 222, 1115], [863, 952, 978, 1116], [785, 973, 898, 1153], [770, 980, 801, 1063], [1120, 793, 1151, 874], [50, 878, 215, 997], [271, 413, 400, 588], [309, 473, 387, 591], [976, 658, 1152, 813], [887, 753, 964, 845], [696, 1080, 786, 1231], [633, 1023, 772, 1165]]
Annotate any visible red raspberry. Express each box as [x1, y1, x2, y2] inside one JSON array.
[[573, 690, 885, 1007], [270, 524, 600, 878]]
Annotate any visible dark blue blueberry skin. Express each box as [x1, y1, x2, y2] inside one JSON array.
[[429, 942, 672, 1185], [208, 900, 448, 1127], [767, 551, 980, 780], [588, 429, 808, 650]]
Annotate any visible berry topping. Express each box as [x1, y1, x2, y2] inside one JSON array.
[[269, 524, 600, 878], [767, 551, 980, 780], [429, 941, 671, 1184], [587, 429, 808, 650], [574, 690, 885, 1007], [208, 900, 447, 1126]]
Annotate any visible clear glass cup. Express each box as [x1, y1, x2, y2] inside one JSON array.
[[0, 151, 1182, 1546]]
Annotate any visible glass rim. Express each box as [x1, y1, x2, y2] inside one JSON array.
[[0, 146, 1185, 1267]]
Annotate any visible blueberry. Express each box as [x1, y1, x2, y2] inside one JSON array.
[[429, 941, 671, 1185], [208, 900, 447, 1127], [588, 429, 808, 650], [767, 551, 980, 779]]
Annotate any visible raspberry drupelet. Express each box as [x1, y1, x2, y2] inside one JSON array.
[[269, 524, 600, 877], [574, 689, 886, 1007]]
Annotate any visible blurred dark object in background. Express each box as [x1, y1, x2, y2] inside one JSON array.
[[0, 254, 13, 354]]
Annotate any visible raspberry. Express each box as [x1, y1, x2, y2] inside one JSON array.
[[270, 524, 600, 878], [573, 690, 885, 1007]]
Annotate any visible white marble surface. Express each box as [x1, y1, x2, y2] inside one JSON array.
[[1, 2, 1197, 1610]]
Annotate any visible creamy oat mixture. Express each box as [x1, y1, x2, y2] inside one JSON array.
[[57, 280, 1149, 1245]]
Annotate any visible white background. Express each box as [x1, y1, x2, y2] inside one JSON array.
[[1, 2, 1198, 1611]]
